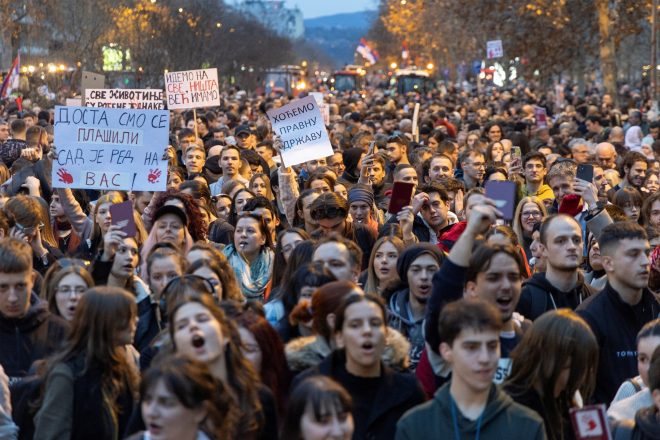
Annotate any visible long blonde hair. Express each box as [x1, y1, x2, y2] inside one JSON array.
[[363, 235, 404, 296], [512, 196, 547, 245]]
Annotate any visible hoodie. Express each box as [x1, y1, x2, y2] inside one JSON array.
[[0, 294, 69, 383], [396, 383, 546, 440], [518, 272, 595, 321], [388, 289, 425, 370]]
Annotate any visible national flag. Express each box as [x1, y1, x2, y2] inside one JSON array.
[[356, 38, 379, 64], [0, 53, 20, 99]]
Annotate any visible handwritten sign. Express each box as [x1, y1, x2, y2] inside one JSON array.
[[487, 40, 503, 59], [310, 92, 330, 126], [164, 68, 220, 109], [84, 89, 165, 110], [52, 106, 169, 191], [266, 95, 333, 167]]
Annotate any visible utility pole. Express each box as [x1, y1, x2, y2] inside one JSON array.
[[652, 0, 658, 113]]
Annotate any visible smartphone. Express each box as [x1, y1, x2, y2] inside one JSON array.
[[576, 164, 594, 183], [110, 201, 137, 237], [368, 141, 375, 155], [388, 182, 416, 215], [511, 146, 522, 168], [485, 180, 517, 222]]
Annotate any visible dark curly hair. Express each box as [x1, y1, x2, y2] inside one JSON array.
[[149, 189, 207, 241]]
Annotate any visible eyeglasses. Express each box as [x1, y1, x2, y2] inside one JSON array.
[[521, 211, 543, 219], [310, 205, 347, 221], [56, 286, 87, 296]]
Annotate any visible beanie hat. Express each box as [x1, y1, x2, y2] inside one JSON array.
[[396, 243, 445, 287], [347, 186, 374, 207]]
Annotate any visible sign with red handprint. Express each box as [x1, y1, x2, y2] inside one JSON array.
[[148, 169, 161, 184], [57, 168, 73, 184], [570, 405, 611, 440], [52, 106, 169, 191]]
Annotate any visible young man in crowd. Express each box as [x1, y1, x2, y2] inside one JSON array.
[[396, 299, 545, 439], [312, 234, 363, 283], [521, 151, 554, 203], [578, 222, 660, 404], [386, 134, 411, 177], [458, 149, 485, 190], [518, 214, 596, 320], [209, 145, 248, 195], [613, 151, 647, 192], [0, 238, 68, 383], [424, 199, 528, 389], [423, 153, 455, 184]]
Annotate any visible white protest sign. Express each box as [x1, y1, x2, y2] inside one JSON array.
[[52, 106, 169, 191], [487, 40, 503, 59], [164, 68, 220, 109], [267, 95, 333, 167], [310, 92, 330, 126], [84, 89, 165, 110]]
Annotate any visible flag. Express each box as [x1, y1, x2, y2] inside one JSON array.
[[356, 38, 379, 64], [0, 53, 20, 99], [401, 41, 409, 60]]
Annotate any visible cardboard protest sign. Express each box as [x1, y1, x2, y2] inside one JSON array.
[[84, 89, 165, 110], [52, 106, 169, 191], [80, 71, 105, 105], [164, 68, 220, 109], [266, 95, 333, 167], [487, 40, 503, 59]]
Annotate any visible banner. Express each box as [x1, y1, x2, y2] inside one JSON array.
[[84, 89, 165, 110], [52, 106, 169, 191], [266, 95, 333, 167], [164, 68, 220, 109]]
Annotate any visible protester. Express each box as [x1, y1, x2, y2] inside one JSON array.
[[34, 287, 138, 439], [129, 356, 234, 440], [503, 309, 598, 440], [281, 376, 354, 440], [297, 293, 425, 440], [41, 261, 94, 322], [396, 299, 546, 439]]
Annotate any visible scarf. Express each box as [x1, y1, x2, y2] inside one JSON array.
[[223, 244, 274, 300]]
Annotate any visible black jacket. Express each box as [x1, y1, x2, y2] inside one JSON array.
[[91, 259, 161, 354], [0, 294, 68, 383], [610, 407, 660, 440], [518, 272, 596, 321], [296, 350, 425, 440], [578, 283, 660, 404]]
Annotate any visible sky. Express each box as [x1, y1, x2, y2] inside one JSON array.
[[284, 0, 377, 19]]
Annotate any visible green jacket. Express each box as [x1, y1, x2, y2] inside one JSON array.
[[396, 383, 547, 440]]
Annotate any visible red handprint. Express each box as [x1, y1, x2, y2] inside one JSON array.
[[148, 169, 162, 184], [57, 168, 73, 184]]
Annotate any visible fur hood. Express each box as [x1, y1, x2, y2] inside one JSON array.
[[285, 328, 411, 373]]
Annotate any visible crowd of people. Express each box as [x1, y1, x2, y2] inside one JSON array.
[[0, 80, 659, 439]]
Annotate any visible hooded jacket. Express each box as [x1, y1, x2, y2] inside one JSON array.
[[518, 271, 595, 321], [395, 383, 546, 440], [0, 294, 68, 383], [388, 288, 424, 370], [578, 282, 660, 404], [285, 328, 411, 374]]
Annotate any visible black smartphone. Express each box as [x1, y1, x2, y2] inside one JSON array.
[[485, 180, 517, 222], [576, 164, 594, 183]]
